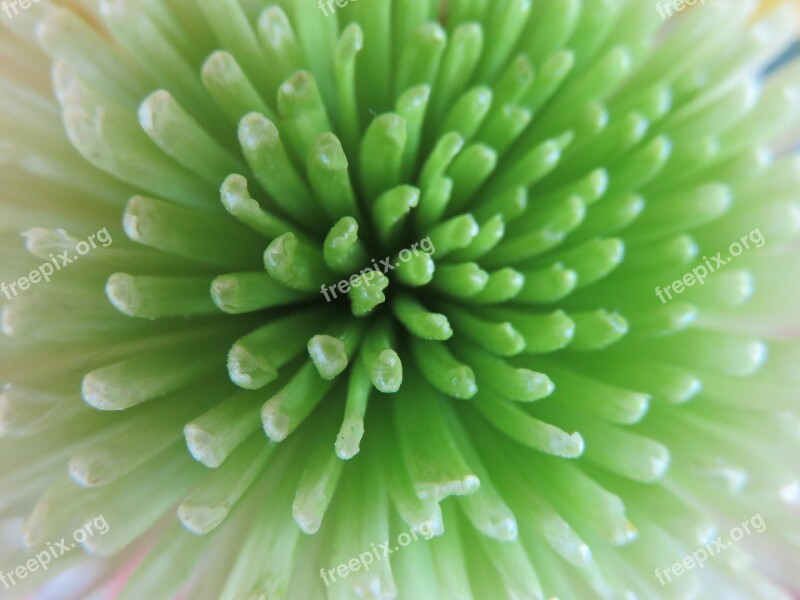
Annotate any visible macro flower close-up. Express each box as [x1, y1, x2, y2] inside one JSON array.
[[1, 0, 799, 598]]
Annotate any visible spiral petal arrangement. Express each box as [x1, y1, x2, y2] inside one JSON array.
[[1, 0, 799, 598]]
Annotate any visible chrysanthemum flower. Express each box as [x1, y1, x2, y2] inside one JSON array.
[[1, 0, 799, 599]]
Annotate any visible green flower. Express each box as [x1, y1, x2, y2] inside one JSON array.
[[1, 0, 799, 598]]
